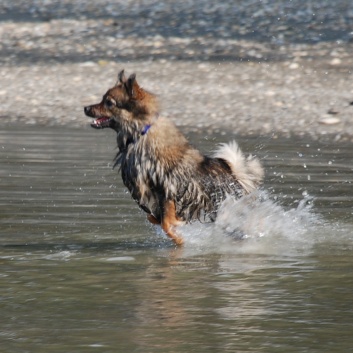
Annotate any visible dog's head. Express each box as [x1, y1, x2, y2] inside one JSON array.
[[84, 70, 157, 131]]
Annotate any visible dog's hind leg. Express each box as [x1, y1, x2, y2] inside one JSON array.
[[161, 200, 184, 246]]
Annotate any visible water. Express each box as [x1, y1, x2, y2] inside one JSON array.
[[0, 126, 352, 353]]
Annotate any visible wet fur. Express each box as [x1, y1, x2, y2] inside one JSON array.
[[84, 70, 264, 245]]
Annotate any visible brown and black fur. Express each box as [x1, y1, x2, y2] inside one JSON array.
[[84, 70, 264, 245]]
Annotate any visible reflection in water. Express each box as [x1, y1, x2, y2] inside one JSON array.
[[0, 126, 352, 352]]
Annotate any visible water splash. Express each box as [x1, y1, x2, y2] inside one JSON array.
[[174, 190, 320, 256]]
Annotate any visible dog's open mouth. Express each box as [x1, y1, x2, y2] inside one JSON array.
[[90, 117, 112, 129]]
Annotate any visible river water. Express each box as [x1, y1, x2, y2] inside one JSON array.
[[1, 126, 352, 352]]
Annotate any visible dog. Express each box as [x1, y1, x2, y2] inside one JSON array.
[[84, 70, 264, 245]]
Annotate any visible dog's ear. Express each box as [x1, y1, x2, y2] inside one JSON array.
[[125, 73, 144, 100], [116, 69, 126, 85], [125, 73, 136, 97]]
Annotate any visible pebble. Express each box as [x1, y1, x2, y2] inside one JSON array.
[[330, 58, 342, 65], [289, 63, 300, 70], [318, 117, 341, 125]]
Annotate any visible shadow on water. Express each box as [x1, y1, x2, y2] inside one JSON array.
[[1, 125, 353, 352]]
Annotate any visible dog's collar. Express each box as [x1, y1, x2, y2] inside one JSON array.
[[115, 113, 158, 167], [140, 113, 159, 136], [141, 124, 151, 135]]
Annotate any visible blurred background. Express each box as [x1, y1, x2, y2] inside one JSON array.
[[1, 0, 353, 138]]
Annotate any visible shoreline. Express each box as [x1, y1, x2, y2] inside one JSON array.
[[1, 60, 352, 142]]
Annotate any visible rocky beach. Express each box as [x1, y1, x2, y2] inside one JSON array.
[[1, 0, 353, 140]]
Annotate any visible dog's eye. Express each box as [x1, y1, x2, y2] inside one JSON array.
[[105, 98, 116, 108]]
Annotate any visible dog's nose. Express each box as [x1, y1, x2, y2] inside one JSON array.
[[84, 106, 91, 116]]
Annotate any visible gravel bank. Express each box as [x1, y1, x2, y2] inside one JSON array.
[[1, 0, 353, 140]]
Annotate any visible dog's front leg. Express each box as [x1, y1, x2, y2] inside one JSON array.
[[147, 214, 160, 225], [161, 200, 184, 246]]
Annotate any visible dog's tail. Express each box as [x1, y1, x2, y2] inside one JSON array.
[[213, 141, 264, 194]]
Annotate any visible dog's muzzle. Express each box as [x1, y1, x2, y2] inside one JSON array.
[[84, 106, 112, 129]]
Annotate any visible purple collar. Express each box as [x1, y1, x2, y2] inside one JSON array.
[[140, 124, 151, 135], [140, 113, 159, 136]]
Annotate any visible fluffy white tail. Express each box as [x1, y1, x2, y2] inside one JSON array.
[[213, 141, 264, 193]]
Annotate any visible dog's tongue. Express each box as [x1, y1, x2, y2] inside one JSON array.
[[91, 117, 111, 129]]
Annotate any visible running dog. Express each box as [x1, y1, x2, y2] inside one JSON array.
[[84, 70, 264, 245]]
